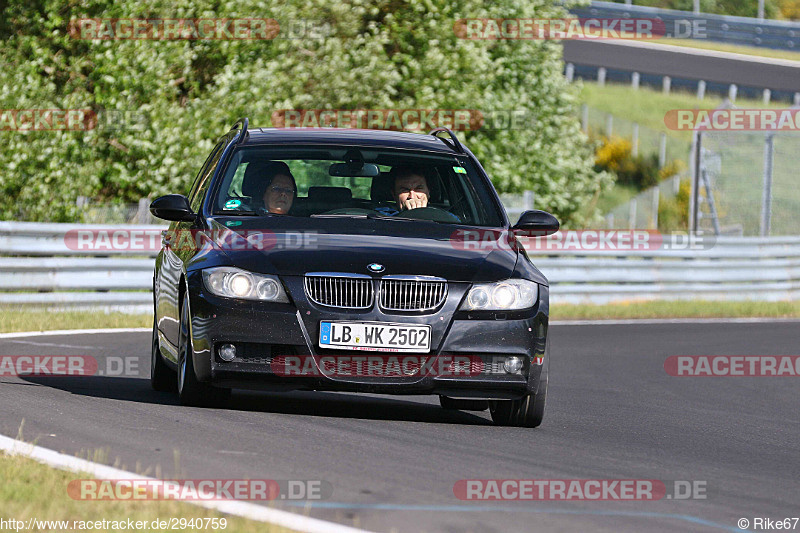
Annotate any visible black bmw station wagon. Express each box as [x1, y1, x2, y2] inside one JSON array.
[[150, 119, 558, 427]]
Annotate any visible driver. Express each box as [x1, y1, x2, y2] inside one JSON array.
[[260, 161, 297, 215], [390, 165, 430, 212]]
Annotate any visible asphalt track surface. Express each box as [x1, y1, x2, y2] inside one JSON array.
[[1, 322, 799, 533], [562, 40, 800, 92]]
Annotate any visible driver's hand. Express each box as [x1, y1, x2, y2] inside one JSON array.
[[401, 196, 428, 211]]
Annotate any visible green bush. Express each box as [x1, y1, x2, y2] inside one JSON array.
[[0, 0, 611, 227], [657, 179, 691, 231], [593, 135, 660, 189]]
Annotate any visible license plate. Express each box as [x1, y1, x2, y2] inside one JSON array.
[[319, 321, 431, 353]]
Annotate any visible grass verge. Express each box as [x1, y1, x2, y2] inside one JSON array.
[[1, 301, 798, 333], [0, 452, 296, 533], [551, 300, 800, 320], [578, 83, 787, 139], [0, 308, 152, 333], [652, 38, 800, 62]]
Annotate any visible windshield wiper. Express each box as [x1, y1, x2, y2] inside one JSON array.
[[369, 214, 442, 223]]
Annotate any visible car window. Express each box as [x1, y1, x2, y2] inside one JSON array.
[[212, 146, 504, 227], [189, 139, 226, 212]]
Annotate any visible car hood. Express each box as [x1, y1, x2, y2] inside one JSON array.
[[206, 217, 521, 283]]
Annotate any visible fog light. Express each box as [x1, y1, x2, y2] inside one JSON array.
[[218, 344, 236, 362], [503, 356, 523, 374]]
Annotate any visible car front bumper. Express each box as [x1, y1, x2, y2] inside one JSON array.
[[185, 272, 549, 399]]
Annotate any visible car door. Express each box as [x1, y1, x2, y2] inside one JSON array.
[[156, 139, 226, 350]]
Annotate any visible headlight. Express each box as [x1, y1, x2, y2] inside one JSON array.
[[460, 279, 538, 311], [202, 267, 289, 302]]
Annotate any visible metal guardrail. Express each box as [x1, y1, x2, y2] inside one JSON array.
[[1, 222, 798, 310], [572, 1, 800, 50]]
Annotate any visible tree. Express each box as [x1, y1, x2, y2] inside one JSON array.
[[0, 0, 609, 226]]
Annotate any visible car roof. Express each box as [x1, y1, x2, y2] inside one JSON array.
[[242, 128, 462, 154]]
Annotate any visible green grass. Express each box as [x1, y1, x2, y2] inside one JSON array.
[[0, 452, 296, 533], [653, 38, 800, 62], [0, 307, 151, 333], [578, 83, 788, 141], [1, 301, 798, 333], [595, 183, 640, 214], [551, 300, 800, 320]]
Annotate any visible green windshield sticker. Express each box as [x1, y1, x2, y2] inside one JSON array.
[[225, 220, 242, 227], [453, 166, 466, 174], [224, 199, 242, 209]]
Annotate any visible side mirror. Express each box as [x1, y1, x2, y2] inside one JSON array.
[[511, 210, 560, 237], [149, 194, 196, 222]]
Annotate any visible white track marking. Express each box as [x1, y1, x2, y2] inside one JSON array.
[[0, 434, 372, 533]]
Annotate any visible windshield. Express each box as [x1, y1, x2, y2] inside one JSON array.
[[211, 146, 504, 227]]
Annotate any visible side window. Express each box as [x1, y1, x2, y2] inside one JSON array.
[[189, 140, 226, 212]]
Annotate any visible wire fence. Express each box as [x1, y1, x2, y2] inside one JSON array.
[[581, 104, 692, 168], [695, 131, 800, 236], [76, 197, 153, 225], [604, 174, 686, 229]]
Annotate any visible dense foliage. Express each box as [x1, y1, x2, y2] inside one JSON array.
[[0, 0, 611, 226]]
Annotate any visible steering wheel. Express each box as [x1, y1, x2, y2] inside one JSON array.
[[398, 206, 461, 223]]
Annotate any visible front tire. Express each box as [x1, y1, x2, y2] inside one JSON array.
[[177, 298, 230, 407], [151, 319, 176, 392]]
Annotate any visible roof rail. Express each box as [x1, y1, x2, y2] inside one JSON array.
[[428, 127, 465, 154], [231, 117, 249, 145]]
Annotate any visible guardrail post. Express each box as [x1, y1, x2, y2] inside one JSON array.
[[728, 84, 737, 103], [658, 132, 667, 168], [794, 92, 800, 106], [697, 80, 706, 100], [758, 0, 765, 21], [597, 67, 606, 86], [629, 198, 637, 229], [662, 76, 671, 94], [693, 0, 700, 14], [565, 63, 574, 82], [762, 89, 771, 105], [631, 71, 640, 90]]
